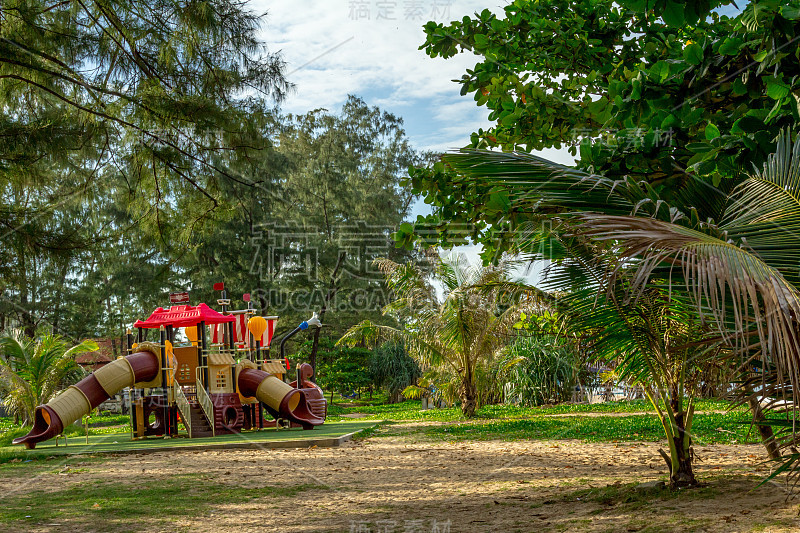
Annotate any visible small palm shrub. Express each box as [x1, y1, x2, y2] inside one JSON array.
[[369, 341, 421, 403], [497, 336, 580, 406]]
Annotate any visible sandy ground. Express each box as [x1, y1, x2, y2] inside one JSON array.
[[2, 423, 800, 533]]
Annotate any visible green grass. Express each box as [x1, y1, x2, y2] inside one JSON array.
[[327, 398, 744, 422], [421, 412, 760, 445], [0, 413, 134, 448], [327, 400, 462, 421], [0, 472, 327, 532], [0, 398, 757, 454]]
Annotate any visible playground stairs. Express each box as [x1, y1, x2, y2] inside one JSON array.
[[187, 401, 214, 438]]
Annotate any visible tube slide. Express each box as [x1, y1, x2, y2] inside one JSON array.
[[238, 368, 324, 429], [13, 344, 161, 449]]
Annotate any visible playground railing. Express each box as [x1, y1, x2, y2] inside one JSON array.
[[195, 373, 215, 437], [173, 382, 192, 438]]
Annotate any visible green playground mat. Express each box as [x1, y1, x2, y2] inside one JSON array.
[[1, 420, 378, 457]]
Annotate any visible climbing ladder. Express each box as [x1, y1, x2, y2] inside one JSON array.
[[173, 383, 214, 438]]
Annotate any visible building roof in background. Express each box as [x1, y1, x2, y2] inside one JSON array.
[[76, 338, 115, 366]]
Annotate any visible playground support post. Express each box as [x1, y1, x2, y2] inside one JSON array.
[[160, 327, 170, 437], [199, 320, 209, 390]]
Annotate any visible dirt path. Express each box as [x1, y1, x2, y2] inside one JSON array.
[[1, 424, 798, 532]]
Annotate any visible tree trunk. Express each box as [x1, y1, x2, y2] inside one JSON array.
[[669, 429, 696, 487], [748, 396, 781, 460], [667, 394, 697, 487], [310, 252, 346, 373], [460, 375, 477, 418]]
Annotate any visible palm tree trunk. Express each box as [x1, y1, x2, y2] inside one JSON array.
[[460, 374, 477, 418], [666, 393, 697, 487], [669, 425, 696, 487], [748, 397, 781, 460], [647, 386, 697, 488]]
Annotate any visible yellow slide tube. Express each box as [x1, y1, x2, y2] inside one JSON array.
[[238, 367, 323, 428], [13, 343, 162, 449]]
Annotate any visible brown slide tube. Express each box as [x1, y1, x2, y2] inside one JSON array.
[[238, 368, 324, 428], [13, 348, 160, 449]]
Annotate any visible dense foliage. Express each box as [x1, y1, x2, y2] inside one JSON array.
[[1, 2, 423, 342], [396, 0, 800, 487], [368, 341, 421, 403], [498, 336, 581, 406], [340, 255, 539, 417], [296, 337, 372, 403], [399, 0, 800, 254]]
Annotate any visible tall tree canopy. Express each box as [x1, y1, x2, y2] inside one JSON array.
[[401, 0, 800, 255], [1, 3, 424, 343], [1, 0, 290, 336]]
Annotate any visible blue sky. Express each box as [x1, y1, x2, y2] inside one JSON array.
[[256, 1, 496, 152], [254, 1, 575, 219]]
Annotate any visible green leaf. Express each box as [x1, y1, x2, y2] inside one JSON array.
[[500, 111, 518, 126], [718, 37, 743, 56], [766, 78, 791, 100], [732, 115, 764, 133], [473, 34, 489, 49], [705, 123, 720, 140], [649, 61, 670, 83], [753, 49, 770, 62], [662, 1, 685, 27], [781, 5, 800, 19], [486, 191, 512, 213], [683, 43, 703, 65]]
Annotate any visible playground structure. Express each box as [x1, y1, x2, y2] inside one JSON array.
[[14, 284, 327, 449]]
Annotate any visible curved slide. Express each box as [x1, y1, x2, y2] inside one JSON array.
[[13, 345, 161, 449], [238, 367, 324, 429]]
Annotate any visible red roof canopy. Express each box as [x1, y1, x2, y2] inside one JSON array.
[[133, 303, 235, 329]]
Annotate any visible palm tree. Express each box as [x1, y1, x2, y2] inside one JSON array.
[[423, 130, 800, 485], [0, 331, 97, 426], [548, 247, 728, 486], [339, 254, 538, 417]]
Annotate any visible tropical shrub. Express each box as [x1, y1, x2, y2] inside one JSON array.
[[340, 255, 539, 417], [498, 336, 580, 406], [297, 337, 372, 403], [0, 331, 96, 425], [369, 342, 421, 403]]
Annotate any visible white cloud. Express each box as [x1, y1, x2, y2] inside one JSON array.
[[253, 1, 494, 140], [253, 0, 575, 177]]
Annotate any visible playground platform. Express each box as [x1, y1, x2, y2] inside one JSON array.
[[3, 420, 378, 457]]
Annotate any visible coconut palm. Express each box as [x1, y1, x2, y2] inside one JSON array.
[[423, 130, 800, 485], [551, 247, 729, 486], [339, 254, 539, 417], [0, 331, 97, 425]]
